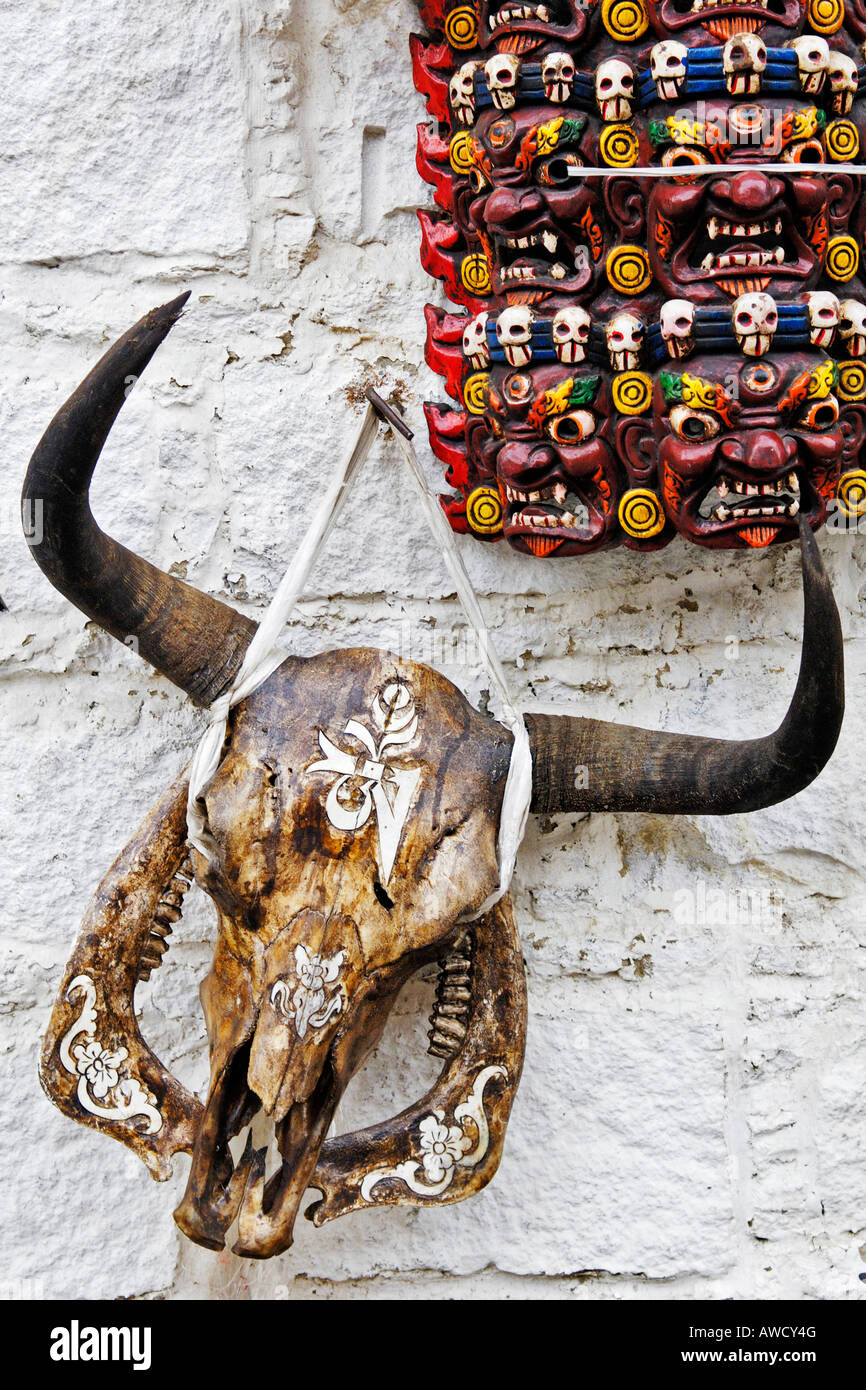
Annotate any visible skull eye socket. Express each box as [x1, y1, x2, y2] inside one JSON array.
[[547, 409, 596, 444], [781, 139, 824, 164], [670, 405, 722, 442], [796, 394, 840, 431], [536, 152, 584, 186]]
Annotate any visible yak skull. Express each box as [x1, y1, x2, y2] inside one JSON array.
[[805, 291, 840, 347], [552, 306, 591, 365], [838, 299, 866, 357], [27, 295, 847, 1264], [542, 51, 576, 104], [660, 300, 695, 360], [732, 292, 778, 357], [650, 41, 687, 101], [723, 34, 767, 96], [595, 59, 635, 122], [485, 53, 520, 110], [497, 306, 535, 367]]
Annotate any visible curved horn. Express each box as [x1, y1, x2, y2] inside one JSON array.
[[22, 294, 256, 706], [527, 518, 843, 815]]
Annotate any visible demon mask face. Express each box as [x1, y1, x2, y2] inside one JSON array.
[[636, 350, 866, 546], [467, 109, 605, 296], [482, 363, 620, 555], [648, 107, 859, 302]]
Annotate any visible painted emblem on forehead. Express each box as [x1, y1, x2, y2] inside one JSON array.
[[740, 360, 781, 396], [308, 681, 422, 885]]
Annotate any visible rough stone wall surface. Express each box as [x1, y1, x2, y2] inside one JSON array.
[[0, 0, 864, 1302]]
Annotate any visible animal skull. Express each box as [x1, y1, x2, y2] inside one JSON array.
[[660, 300, 695, 360], [805, 291, 841, 348], [790, 36, 830, 95], [26, 297, 845, 1261], [650, 41, 687, 101], [595, 58, 635, 122], [463, 312, 491, 369], [542, 51, 576, 104], [485, 53, 520, 110], [497, 306, 535, 368], [827, 54, 858, 115], [838, 299, 866, 357], [450, 61, 479, 125], [722, 34, 767, 97], [552, 306, 591, 365], [606, 312, 643, 371], [732, 292, 778, 357]]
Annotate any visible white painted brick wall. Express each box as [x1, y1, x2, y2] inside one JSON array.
[[1, 0, 864, 1301]]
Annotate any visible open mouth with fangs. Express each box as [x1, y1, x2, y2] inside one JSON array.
[[658, 0, 800, 35], [675, 206, 811, 289], [494, 229, 591, 292], [502, 481, 602, 541], [173, 1038, 342, 1259], [696, 470, 802, 545], [488, 2, 569, 33], [483, 1, 585, 48]]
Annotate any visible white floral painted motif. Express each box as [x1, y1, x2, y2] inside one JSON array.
[[59, 975, 162, 1134], [270, 945, 346, 1040], [359, 1064, 507, 1201], [308, 680, 421, 884]]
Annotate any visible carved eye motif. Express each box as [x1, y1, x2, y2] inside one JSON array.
[[781, 139, 824, 164], [670, 405, 722, 442], [660, 146, 712, 180], [796, 395, 840, 430], [536, 152, 584, 186], [547, 410, 596, 444]]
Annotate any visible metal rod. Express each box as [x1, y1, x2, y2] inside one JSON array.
[[365, 387, 414, 440]]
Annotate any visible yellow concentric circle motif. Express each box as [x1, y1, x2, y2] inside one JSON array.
[[826, 235, 859, 282], [466, 487, 503, 535], [602, 0, 649, 40], [807, 0, 843, 33], [600, 124, 640, 169], [463, 372, 490, 415], [461, 252, 492, 296], [837, 470, 866, 517], [445, 6, 479, 49], [826, 120, 859, 163], [619, 489, 665, 540], [606, 245, 651, 295], [612, 372, 652, 415], [838, 360, 866, 401], [449, 131, 475, 176]]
